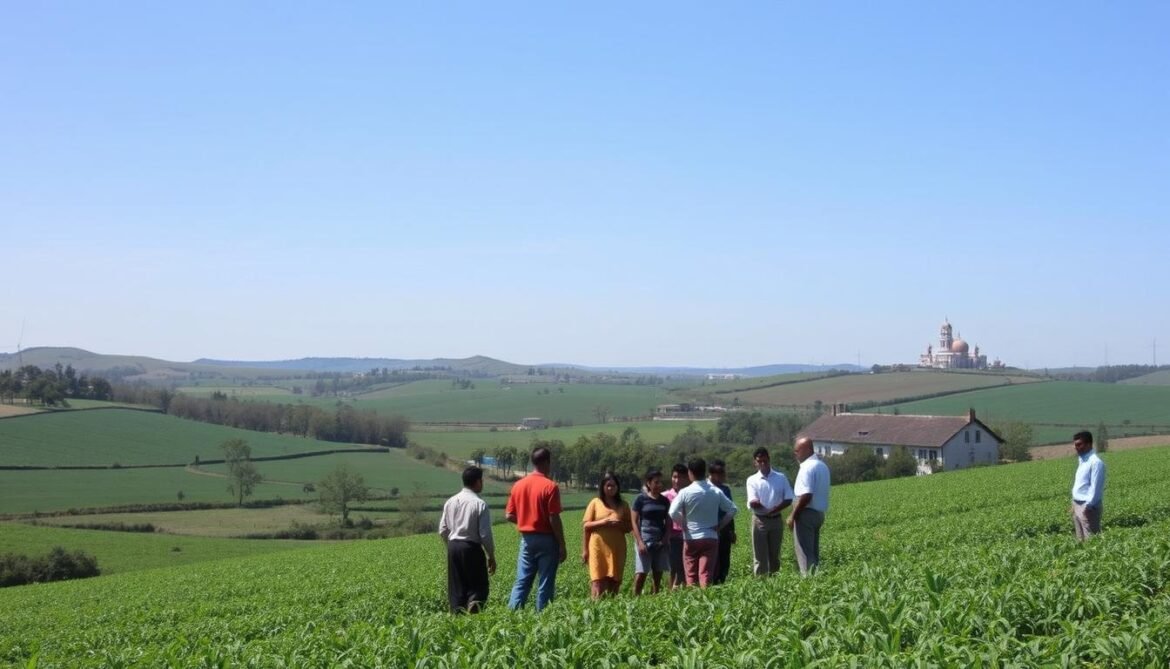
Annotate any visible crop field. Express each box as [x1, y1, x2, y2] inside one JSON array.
[[725, 371, 1041, 410], [0, 522, 312, 574], [873, 381, 1170, 444], [0, 409, 350, 467], [3, 447, 1169, 666], [0, 466, 298, 515], [1121, 369, 1170, 385], [175, 379, 671, 425], [198, 450, 509, 496], [672, 371, 837, 396], [411, 420, 702, 460], [0, 403, 41, 418]]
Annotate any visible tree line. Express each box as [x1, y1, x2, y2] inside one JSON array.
[[166, 394, 409, 447], [0, 364, 113, 406]]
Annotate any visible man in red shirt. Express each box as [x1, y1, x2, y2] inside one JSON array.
[[506, 446, 567, 611]]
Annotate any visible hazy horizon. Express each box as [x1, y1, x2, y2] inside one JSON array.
[[4, 3, 1167, 369]]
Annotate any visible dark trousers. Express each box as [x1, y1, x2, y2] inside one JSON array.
[[714, 526, 733, 584], [447, 540, 489, 613]]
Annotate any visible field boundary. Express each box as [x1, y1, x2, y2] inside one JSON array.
[[0, 405, 163, 422], [0, 446, 390, 471]]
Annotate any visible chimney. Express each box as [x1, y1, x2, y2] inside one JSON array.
[[968, 408, 976, 423]]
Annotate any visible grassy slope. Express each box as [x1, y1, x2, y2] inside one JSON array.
[[2, 447, 1169, 666], [0, 408, 358, 467], [410, 420, 703, 459], [1120, 369, 1170, 385], [0, 523, 312, 574], [727, 371, 1041, 409]]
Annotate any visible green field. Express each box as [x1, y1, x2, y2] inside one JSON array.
[[1121, 369, 1170, 385], [0, 523, 313, 574], [0, 408, 353, 467], [175, 379, 671, 425], [0, 466, 298, 514], [873, 381, 1170, 444], [3, 447, 1170, 665], [725, 371, 1042, 410], [411, 419, 704, 460]]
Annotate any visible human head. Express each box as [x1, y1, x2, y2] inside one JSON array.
[[753, 447, 771, 474], [794, 437, 814, 462], [708, 459, 726, 485], [531, 446, 552, 473], [687, 458, 707, 482], [1073, 431, 1094, 456], [670, 464, 688, 491], [462, 466, 484, 492], [598, 472, 622, 504], [644, 468, 664, 495]]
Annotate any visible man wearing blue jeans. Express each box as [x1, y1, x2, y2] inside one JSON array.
[[506, 447, 567, 611]]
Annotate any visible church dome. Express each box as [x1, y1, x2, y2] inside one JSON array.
[[951, 339, 969, 354]]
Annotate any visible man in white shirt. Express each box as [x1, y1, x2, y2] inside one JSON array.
[[668, 458, 737, 588], [1070, 430, 1106, 541], [745, 447, 793, 576], [788, 437, 830, 576], [438, 466, 497, 613]]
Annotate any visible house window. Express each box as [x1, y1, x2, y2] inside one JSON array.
[[975, 430, 981, 443], [964, 431, 970, 443], [930, 449, 938, 461], [875, 447, 885, 458]]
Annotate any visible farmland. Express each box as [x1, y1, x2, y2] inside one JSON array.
[[410, 419, 702, 460], [1121, 369, 1170, 385], [872, 381, 1170, 444], [172, 378, 672, 425], [2, 446, 1169, 666], [711, 371, 1041, 410]]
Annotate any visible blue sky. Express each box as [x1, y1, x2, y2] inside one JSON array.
[[2, 2, 1167, 368]]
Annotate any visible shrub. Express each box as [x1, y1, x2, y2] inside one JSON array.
[[0, 547, 101, 588]]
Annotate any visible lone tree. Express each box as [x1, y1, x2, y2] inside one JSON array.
[[220, 438, 263, 507], [1096, 421, 1110, 453], [994, 421, 1034, 463], [318, 465, 369, 526]]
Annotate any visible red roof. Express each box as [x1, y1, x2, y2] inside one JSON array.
[[799, 413, 1001, 449]]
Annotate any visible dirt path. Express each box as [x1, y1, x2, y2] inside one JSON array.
[[1030, 435, 1170, 460]]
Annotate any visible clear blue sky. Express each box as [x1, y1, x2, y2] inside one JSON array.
[[3, 2, 1167, 368]]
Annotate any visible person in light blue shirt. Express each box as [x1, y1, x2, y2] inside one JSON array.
[[667, 458, 737, 588], [1071, 430, 1106, 541]]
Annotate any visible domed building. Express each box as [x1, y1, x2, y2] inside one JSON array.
[[918, 319, 997, 369]]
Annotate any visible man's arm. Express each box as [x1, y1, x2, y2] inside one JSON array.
[[438, 502, 451, 541], [746, 478, 765, 511], [630, 506, 647, 552], [550, 513, 567, 563], [505, 491, 517, 524], [715, 492, 737, 532], [478, 503, 496, 575], [787, 493, 811, 530], [772, 479, 794, 514], [1088, 460, 1106, 508]]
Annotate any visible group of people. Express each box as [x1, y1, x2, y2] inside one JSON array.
[[437, 438, 831, 613], [438, 430, 1107, 613]]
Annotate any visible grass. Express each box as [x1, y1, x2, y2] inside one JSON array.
[[1120, 369, 1170, 385], [722, 370, 1041, 410], [0, 408, 355, 467], [410, 419, 705, 459], [0, 522, 313, 574], [872, 380, 1170, 444], [175, 378, 672, 425], [2, 447, 1170, 666]]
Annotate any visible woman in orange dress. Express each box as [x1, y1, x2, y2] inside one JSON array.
[[581, 472, 632, 598]]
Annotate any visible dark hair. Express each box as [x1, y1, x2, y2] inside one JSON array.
[[709, 459, 726, 475], [1073, 430, 1093, 446], [597, 472, 623, 506], [753, 447, 770, 460], [462, 466, 483, 488], [671, 463, 689, 478], [531, 446, 551, 466], [687, 458, 707, 480], [644, 468, 663, 484]]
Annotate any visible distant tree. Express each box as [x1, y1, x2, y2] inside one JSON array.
[[397, 486, 435, 534], [469, 448, 486, 466], [318, 465, 369, 526], [220, 439, 262, 507], [881, 446, 919, 478], [830, 448, 883, 484], [1096, 422, 1109, 453], [994, 421, 1034, 462], [592, 405, 611, 424]]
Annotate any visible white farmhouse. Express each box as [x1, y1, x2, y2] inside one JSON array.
[[800, 408, 1001, 474]]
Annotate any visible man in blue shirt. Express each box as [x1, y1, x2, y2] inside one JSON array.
[[668, 458, 737, 588], [1071, 430, 1106, 541]]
